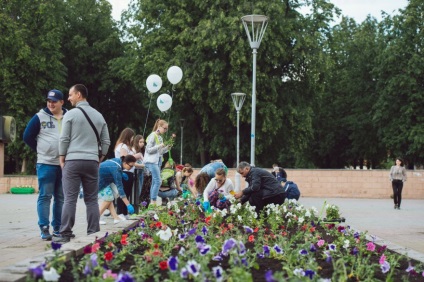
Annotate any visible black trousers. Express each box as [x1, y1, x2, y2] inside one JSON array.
[[116, 171, 134, 215], [392, 179, 403, 207], [248, 192, 286, 214]]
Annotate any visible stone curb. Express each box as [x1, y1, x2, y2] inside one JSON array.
[[0, 219, 141, 282]]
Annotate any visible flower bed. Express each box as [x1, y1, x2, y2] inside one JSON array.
[[28, 198, 424, 281]]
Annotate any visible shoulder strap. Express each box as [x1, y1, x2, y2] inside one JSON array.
[[76, 107, 101, 145]]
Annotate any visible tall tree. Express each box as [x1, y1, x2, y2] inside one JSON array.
[[0, 0, 66, 172], [373, 0, 424, 166]]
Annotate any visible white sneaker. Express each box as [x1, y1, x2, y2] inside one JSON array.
[[99, 220, 106, 225], [118, 214, 128, 221]]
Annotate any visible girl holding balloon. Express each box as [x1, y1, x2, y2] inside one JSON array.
[[143, 119, 172, 209]]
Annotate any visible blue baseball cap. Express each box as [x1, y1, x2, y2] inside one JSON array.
[[46, 89, 64, 101]]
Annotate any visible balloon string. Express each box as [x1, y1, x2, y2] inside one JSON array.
[[142, 92, 153, 137], [165, 88, 174, 140]]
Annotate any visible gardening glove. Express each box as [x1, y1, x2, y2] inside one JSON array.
[[122, 173, 129, 181], [127, 204, 135, 214], [202, 201, 210, 212], [219, 196, 227, 203]]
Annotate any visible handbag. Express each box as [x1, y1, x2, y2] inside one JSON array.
[[76, 107, 102, 159]]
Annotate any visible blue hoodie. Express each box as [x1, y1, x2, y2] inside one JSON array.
[[98, 158, 127, 199], [23, 107, 68, 165]]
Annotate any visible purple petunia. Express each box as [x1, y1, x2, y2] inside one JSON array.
[[222, 238, 237, 255], [180, 267, 188, 278], [243, 226, 254, 233], [263, 245, 270, 257], [141, 201, 148, 207], [188, 227, 197, 236], [90, 253, 98, 268], [212, 266, 224, 282], [265, 270, 277, 282], [309, 243, 317, 252], [179, 233, 187, 241], [202, 226, 208, 235], [381, 261, 390, 274], [238, 241, 246, 256], [29, 264, 45, 279], [351, 247, 359, 256], [273, 244, 283, 254], [304, 269, 315, 279], [83, 264, 92, 275], [117, 271, 134, 282], [324, 251, 332, 263], [168, 256, 178, 272], [195, 235, 205, 244], [213, 254, 223, 261], [328, 244, 336, 251], [186, 260, 201, 277], [199, 245, 211, 256], [51, 241, 61, 251], [299, 249, 308, 255]]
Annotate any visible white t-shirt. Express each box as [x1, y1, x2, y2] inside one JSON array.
[[115, 143, 134, 172], [203, 178, 234, 202]]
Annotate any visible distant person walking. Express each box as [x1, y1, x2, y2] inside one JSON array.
[[23, 89, 68, 240], [54, 84, 111, 243], [389, 157, 407, 210]]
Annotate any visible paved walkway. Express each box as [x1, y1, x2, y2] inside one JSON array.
[[0, 194, 423, 281]]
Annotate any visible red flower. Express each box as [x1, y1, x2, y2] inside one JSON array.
[[104, 251, 113, 261], [300, 224, 308, 231], [253, 227, 259, 233], [154, 243, 159, 249], [248, 235, 255, 242], [159, 260, 168, 270], [281, 231, 287, 236], [152, 249, 162, 256], [121, 234, 128, 246], [156, 222, 163, 228], [337, 226, 345, 233], [309, 227, 316, 233], [228, 223, 234, 230], [168, 211, 174, 216], [280, 226, 285, 230], [205, 216, 212, 224]]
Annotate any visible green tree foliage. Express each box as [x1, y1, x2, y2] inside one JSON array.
[[372, 0, 424, 166], [122, 0, 339, 167], [0, 0, 66, 172]]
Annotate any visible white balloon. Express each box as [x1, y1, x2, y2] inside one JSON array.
[[157, 93, 173, 112], [146, 74, 163, 93], [167, 66, 183, 84]]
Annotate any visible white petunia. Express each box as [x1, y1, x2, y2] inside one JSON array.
[[156, 227, 173, 241], [298, 217, 304, 224], [343, 240, 350, 249], [43, 267, 60, 282]]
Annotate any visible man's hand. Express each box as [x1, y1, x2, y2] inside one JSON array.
[[234, 191, 243, 199]]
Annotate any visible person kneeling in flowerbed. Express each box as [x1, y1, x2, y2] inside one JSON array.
[[202, 168, 234, 211], [234, 161, 286, 214], [98, 155, 136, 224]]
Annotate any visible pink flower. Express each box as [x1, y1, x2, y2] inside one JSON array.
[[317, 240, 325, 247], [366, 242, 376, 251], [379, 254, 386, 264], [103, 270, 117, 279], [91, 243, 100, 253]]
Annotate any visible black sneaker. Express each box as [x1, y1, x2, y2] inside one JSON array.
[[53, 231, 76, 238], [52, 235, 71, 243], [40, 226, 52, 241]]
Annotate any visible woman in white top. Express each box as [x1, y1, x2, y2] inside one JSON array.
[[202, 168, 234, 210], [389, 157, 407, 210], [114, 128, 136, 216]]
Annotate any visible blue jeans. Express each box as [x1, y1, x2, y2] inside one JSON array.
[[158, 189, 179, 201], [36, 164, 64, 231], [145, 162, 161, 201]]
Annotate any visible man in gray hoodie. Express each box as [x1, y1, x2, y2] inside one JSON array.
[[23, 89, 67, 241], [53, 84, 110, 243]]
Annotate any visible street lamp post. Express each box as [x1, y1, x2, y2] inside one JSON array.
[[231, 93, 246, 192], [179, 119, 186, 165], [241, 15, 268, 166]]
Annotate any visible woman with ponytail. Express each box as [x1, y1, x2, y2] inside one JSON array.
[[143, 119, 172, 209]]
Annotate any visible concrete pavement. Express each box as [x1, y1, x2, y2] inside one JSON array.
[[0, 194, 423, 281]]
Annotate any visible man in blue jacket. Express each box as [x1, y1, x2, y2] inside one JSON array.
[[234, 161, 286, 214], [282, 178, 301, 201], [23, 89, 67, 240]]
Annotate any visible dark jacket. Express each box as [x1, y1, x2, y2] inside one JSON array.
[[242, 167, 285, 200], [283, 181, 300, 200], [271, 167, 287, 181]]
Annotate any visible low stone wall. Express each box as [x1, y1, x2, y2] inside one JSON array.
[[1, 169, 423, 199]]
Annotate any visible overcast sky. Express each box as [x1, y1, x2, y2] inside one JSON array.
[[108, 0, 408, 23]]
